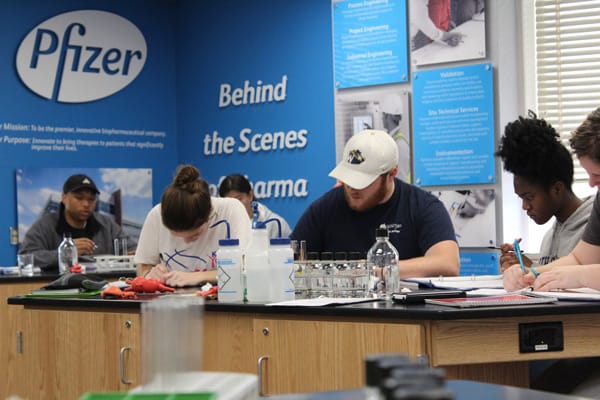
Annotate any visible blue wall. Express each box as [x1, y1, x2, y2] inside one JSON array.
[[0, 0, 180, 264], [175, 0, 335, 227], [0, 0, 335, 265]]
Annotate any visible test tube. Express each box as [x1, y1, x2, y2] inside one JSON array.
[[114, 238, 120, 256], [291, 240, 299, 260], [299, 240, 307, 262], [121, 237, 128, 256]]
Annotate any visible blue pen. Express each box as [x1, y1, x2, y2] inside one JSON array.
[[513, 239, 527, 274]]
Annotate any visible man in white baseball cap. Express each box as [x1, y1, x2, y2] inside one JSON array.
[[291, 129, 460, 278]]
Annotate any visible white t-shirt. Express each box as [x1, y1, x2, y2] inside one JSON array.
[[256, 201, 292, 238], [134, 197, 251, 272]]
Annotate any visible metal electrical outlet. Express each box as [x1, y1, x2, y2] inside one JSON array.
[[519, 321, 564, 353]]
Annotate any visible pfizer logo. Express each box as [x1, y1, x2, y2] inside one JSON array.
[[15, 10, 147, 103]]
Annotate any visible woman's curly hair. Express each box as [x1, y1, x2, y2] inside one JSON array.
[[496, 110, 574, 190]]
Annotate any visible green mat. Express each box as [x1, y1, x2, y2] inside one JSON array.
[[25, 288, 102, 298], [80, 392, 216, 400]]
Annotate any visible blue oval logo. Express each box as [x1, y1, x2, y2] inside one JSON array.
[[15, 10, 147, 103]]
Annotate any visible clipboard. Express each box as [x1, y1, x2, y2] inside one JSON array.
[[425, 294, 557, 308]]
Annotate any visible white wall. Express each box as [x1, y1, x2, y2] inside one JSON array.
[[490, 0, 532, 249], [496, 1, 596, 254]]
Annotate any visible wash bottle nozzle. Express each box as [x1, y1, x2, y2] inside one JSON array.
[[210, 219, 238, 245]]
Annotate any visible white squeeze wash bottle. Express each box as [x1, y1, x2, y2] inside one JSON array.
[[211, 219, 243, 303], [268, 218, 295, 302], [245, 202, 271, 302]]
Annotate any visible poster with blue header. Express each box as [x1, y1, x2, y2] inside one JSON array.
[[333, 0, 409, 88], [460, 251, 499, 276], [412, 63, 495, 186]]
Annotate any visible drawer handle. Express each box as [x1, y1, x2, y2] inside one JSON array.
[[16, 330, 22, 354], [119, 346, 132, 384], [257, 355, 269, 396]]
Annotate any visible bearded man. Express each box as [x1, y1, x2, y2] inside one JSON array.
[[291, 129, 459, 278]]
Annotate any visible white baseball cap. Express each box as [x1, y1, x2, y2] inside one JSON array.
[[329, 130, 399, 190]]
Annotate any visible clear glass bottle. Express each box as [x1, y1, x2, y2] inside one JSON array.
[[58, 232, 78, 274], [366, 224, 399, 298]]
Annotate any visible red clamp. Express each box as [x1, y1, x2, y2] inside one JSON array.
[[124, 276, 175, 293], [101, 285, 137, 299], [69, 264, 83, 273]]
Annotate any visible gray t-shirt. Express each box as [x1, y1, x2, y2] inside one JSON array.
[[538, 195, 594, 265], [582, 192, 600, 246]]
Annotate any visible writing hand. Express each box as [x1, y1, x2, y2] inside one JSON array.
[[499, 248, 532, 272], [533, 266, 584, 292], [145, 264, 170, 281], [164, 270, 198, 288], [503, 264, 536, 291]]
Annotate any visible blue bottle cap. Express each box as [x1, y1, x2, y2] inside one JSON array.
[[270, 237, 291, 245], [219, 238, 239, 246]]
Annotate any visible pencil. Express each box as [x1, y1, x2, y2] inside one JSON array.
[[487, 245, 523, 253]]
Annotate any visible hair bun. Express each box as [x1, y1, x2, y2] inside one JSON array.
[[173, 165, 201, 190]]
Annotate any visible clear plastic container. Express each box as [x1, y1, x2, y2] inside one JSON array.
[[269, 237, 295, 302], [244, 224, 271, 303], [367, 224, 400, 298], [58, 232, 78, 274], [216, 238, 243, 303]]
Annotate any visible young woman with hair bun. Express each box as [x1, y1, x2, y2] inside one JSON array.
[[134, 165, 251, 287]]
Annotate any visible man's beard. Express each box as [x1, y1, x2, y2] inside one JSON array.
[[344, 177, 388, 212]]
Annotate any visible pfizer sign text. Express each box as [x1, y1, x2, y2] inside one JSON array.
[[16, 10, 147, 103]]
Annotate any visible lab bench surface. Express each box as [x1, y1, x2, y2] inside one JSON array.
[[6, 288, 600, 399]]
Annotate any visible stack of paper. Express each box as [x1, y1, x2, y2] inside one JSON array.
[[402, 275, 504, 290]]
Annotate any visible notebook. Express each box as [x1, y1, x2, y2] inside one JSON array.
[[425, 293, 557, 308], [402, 275, 504, 291]]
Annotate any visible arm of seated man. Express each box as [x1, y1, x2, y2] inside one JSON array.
[[397, 240, 460, 278]]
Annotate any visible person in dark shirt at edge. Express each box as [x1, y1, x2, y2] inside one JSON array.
[[19, 174, 124, 270], [291, 129, 460, 278]]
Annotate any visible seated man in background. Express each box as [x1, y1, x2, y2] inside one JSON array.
[[218, 173, 292, 238], [19, 174, 124, 270], [495, 111, 593, 271], [291, 129, 460, 278]]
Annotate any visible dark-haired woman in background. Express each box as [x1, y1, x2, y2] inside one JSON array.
[[495, 110, 593, 272], [219, 173, 292, 238], [134, 165, 251, 287]]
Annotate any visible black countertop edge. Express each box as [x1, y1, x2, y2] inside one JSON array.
[[8, 295, 600, 320], [0, 270, 135, 282]]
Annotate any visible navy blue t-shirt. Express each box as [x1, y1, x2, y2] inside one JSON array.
[[291, 179, 456, 259]]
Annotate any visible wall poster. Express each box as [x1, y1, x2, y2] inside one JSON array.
[[333, 0, 409, 88], [412, 63, 495, 186]]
